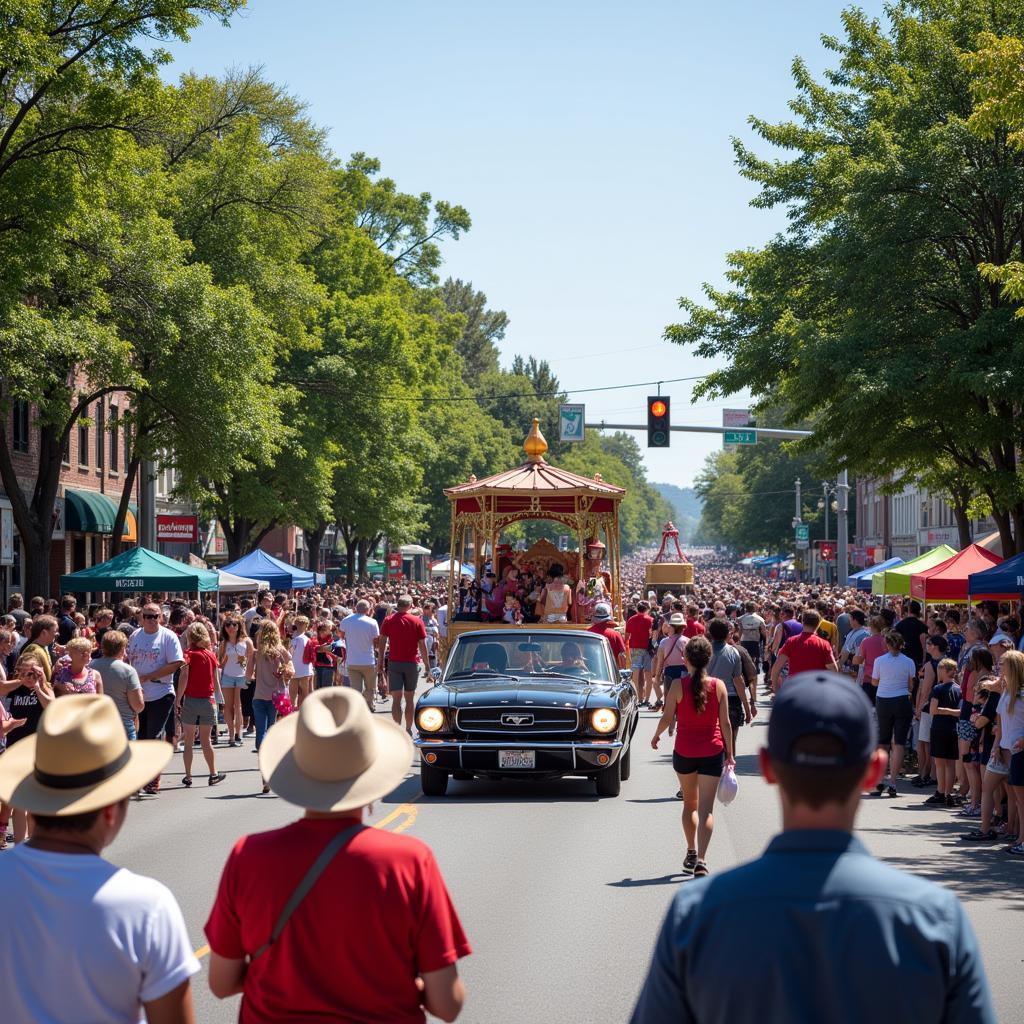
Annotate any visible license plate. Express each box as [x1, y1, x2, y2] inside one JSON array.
[[499, 749, 536, 769]]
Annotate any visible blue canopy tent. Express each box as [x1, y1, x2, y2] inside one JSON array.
[[967, 551, 1024, 601], [849, 557, 904, 592], [220, 549, 316, 590]]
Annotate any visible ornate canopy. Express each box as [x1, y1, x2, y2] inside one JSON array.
[[444, 419, 625, 622]]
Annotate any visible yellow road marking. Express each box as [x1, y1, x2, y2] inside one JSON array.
[[192, 794, 422, 959]]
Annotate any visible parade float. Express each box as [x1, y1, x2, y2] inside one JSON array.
[[644, 521, 694, 598], [442, 419, 625, 649]]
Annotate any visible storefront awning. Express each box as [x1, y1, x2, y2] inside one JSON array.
[[64, 489, 137, 539]]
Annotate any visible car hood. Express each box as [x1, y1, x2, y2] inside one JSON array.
[[440, 679, 600, 708]]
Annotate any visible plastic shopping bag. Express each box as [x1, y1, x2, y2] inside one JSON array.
[[717, 764, 739, 805]]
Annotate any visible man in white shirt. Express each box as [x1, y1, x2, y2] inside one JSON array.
[[0, 694, 198, 1023], [126, 603, 183, 794], [338, 599, 380, 710]]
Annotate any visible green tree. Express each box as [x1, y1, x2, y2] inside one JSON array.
[[438, 278, 506, 384], [668, 0, 1024, 554]]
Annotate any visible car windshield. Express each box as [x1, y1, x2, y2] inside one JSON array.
[[446, 633, 614, 683]]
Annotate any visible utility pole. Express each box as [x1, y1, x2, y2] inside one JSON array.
[[837, 469, 850, 586], [794, 477, 802, 581], [822, 481, 830, 586], [140, 458, 156, 550]]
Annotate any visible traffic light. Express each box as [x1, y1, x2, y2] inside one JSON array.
[[647, 395, 670, 447]]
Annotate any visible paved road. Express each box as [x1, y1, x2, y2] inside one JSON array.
[[105, 688, 1021, 1023]]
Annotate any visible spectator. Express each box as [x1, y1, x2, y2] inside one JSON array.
[[771, 609, 837, 692], [631, 671, 995, 1024], [91, 630, 144, 739], [205, 688, 470, 1022], [872, 631, 917, 799], [174, 622, 226, 789], [0, 694, 198, 1022]]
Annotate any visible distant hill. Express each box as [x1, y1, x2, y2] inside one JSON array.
[[652, 483, 703, 521], [652, 483, 703, 542]]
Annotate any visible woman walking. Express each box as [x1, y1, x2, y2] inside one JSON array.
[[219, 616, 252, 746], [175, 622, 226, 788], [651, 635, 734, 878], [651, 611, 688, 712], [871, 630, 916, 798], [253, 618, 293, 793], [288, 615, 313, 709]]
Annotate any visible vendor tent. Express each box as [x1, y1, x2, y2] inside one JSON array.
[[849, 557, 904, 592], [220, 549, 316, 590], [216, 569, 269, 592], [430, 559, 475, 578], [910, 544, 1003, 603], [871, 545, 957, 596], [968, 550, 1024, 601], [60, 547, 219, 593]]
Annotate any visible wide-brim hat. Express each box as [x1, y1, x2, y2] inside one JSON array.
[[668, 612, 686, 626], [260, 688, 413, 813], [0, 694, 171, 816]]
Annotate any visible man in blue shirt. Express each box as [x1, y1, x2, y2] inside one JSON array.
[[631, 670, 995, 1024]]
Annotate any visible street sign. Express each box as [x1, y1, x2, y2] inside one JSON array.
[[723, 408, 752, 451], [558, 404, 585, 442], [723, 429, 756, 445], [795, 523, 809, 549]]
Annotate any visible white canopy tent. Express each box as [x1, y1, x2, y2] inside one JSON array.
[[430, 558, 475, 578], [400, 544, 432, 556], [217, 569, 270, 592]]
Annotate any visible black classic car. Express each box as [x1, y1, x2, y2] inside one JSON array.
[[413, 628, 639, 797]]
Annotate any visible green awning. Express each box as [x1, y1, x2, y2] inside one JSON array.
[[60, 546, 220, 593], [65, 489, 137, 538]]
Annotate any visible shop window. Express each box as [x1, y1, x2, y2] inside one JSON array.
[[109, 406, 119, 472]]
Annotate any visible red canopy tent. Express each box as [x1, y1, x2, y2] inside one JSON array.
[[909, 544, 1003, 603]]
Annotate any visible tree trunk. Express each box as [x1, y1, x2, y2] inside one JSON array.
[[357, 538, 370, 578], [1012, 505, 1024, 556], [952, 503, 972, 550], [338, 523, 357, 586], [110, 456, 141, 556], [305, 522, 327, 572], [990, 507, 1014, 560]]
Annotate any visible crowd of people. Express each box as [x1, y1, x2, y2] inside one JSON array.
[[0, 554, 1014, 1021]]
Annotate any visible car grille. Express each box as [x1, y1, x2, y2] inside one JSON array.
[[455, 706, 580, 735]]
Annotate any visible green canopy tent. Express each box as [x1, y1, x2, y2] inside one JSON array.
[[870, 545, 957, 596], [60, 546, 220, 594]]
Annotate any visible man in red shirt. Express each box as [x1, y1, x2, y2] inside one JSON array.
[[684, 605, 707, 639], [378, 595, 431, 733], [589, 602, 628, 669], [624, 600, 655, 703], [771, 609, 838, 692], [206, 688, 469, 1022]]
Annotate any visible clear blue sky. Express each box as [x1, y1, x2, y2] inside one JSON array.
[[167, 0, 886, 487]]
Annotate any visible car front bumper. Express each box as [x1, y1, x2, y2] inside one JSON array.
[[414, 737, 625, 775]]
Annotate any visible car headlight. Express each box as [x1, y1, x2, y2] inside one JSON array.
[[417, 707, 446, 733], [590, 708, 619, 734]]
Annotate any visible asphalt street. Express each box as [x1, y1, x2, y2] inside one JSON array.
[[104, 685, 1021, 1023]]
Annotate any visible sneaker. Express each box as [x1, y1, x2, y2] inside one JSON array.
[[959, 805, 981, 818], [875, 782, 886, 795], [174, 742, 184, 753], [886, 785, 898, 799], [945, 794, 960, 809], [683, 849, 698, 874], [962, 829, 1000, 842], [653, 701, 665, 711], [693, 859, 709, 878], [182, 776, 192, 788], [924, 791, 945, 805], [142, 782, 159, 796], [1005, 842, 1024, 856], [209, 772, 226, 786]]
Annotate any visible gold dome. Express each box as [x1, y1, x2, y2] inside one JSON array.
[[524, 418, 548, 463]]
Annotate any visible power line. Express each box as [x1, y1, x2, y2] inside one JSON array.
[[280, 373, 712, 405]]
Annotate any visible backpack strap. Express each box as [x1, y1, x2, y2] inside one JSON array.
[[251, 822, 365, 961]]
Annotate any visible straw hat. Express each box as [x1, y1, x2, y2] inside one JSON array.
[[0, 694, 171, 815], [259, 688, 413, 812]]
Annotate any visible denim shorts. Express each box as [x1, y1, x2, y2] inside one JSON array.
[[630, 649, 652, 671]]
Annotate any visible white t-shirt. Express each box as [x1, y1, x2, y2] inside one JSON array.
[[738, 613, 765, 642], [0, 846, 198, 1023], [872, 651, 915, 699], [339, 613, 380, 667], [291, 633, 310, 677], [126, 626, 183, 701], [436, 604, 448, 640], [997, 688, 1024, 751]]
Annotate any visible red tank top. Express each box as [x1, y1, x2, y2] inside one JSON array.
[[674, 674, 723, 757]]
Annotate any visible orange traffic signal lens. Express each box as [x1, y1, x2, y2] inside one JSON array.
[[650, 400, 667, 417]]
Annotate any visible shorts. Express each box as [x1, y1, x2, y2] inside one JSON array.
[[663, 664, 685, 683], [220, 675, 246, 689], [985, 753, 1010, 777], [630, 649, 652, 672], [180, 696, 217, 728], [727, 695, 744, 737], [876, 695, 912, 747], [930, 727, 959, 761], [388, 661, 419, 693], [1010, 750, 1024, 787], [917, 711, 932, 744], [673, 750, 725, 777]]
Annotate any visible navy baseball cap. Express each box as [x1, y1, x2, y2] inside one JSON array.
[[767, 671, 877, 768]]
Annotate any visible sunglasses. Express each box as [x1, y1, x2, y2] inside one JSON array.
[[142, 613, 159, 620]]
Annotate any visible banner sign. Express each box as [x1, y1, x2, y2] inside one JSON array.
[[559, 404, 585, 442], [156, 514, 198, 543]]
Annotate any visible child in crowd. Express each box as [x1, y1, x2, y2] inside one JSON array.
[[928, 658, 962, 809]]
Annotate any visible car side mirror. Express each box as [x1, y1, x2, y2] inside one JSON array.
[[619, 669, 632, 683]]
